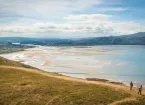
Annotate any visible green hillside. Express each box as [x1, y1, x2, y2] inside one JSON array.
[[0, 68, 130, 105], [0, 57, 144, 105]]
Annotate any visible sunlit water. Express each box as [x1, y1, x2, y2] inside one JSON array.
[[1, 45, 145, 87]]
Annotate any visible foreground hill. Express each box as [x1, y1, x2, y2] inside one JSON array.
[[0, 32, 145, 45], [0, 57, 144, 105]]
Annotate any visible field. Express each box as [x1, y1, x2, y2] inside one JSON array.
[[0, 57, 144, 105], [0, 42, 34, 54]]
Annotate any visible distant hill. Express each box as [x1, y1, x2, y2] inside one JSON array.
[[121, 32, 145, 37], [0, 42, 34, 54], [0, 32, 145, 45], [0, 37, 36, 43]]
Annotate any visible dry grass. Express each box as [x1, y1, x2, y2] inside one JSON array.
[[1, 56, 144, 105], [0, 67, 130, 105]]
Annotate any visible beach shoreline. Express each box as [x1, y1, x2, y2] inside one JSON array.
[[0, 45, 145, 89]]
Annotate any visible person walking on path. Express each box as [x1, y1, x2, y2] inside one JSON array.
[[130, 81, 133, 90], [138, 85, 143, 95]]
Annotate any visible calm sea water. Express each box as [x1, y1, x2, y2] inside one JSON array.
[[1, 45, 145, 87], [86, 45, 145, 87]]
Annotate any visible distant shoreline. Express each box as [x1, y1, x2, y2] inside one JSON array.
[[86, 78, 125, 85]]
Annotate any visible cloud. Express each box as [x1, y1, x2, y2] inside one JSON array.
[[0, 13, 145, 37], [64, 14, 112, 21], [0, 0, 127, 22], [0, 0, 144, 37], [0, 0, 102, 20]]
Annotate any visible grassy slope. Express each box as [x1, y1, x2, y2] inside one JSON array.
[[0, 68, 130, 105], [0, 57, 37, 69], [118, 97, 145, 105], [0, 57, 23, 67], [0, 56, 143, 105]]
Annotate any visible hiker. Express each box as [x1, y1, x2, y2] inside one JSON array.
[[138, 85, 142, 95], [130, 81, 133, 90]]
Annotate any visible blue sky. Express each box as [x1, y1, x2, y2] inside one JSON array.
[[0, 0, 145, 38]]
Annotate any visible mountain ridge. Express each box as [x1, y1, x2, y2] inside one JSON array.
[[0, 32, 145, 45]]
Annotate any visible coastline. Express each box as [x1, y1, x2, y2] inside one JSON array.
[[0, 46, 145, 90], [0, 55, 143, 92], [0, 54, 144, 103], [86, 78, 125, 85]]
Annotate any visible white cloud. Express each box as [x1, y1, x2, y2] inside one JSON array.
[[0, 0, 102, 20], [0, 0, 143, 37], [0, 0, 128, 22], [0, 14, 145, 37], [64, 14, 112, 21]]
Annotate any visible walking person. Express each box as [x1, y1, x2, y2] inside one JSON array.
[[138, 85, 142, 95], [130, 81, 133, 90]]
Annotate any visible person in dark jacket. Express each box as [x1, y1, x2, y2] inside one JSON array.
[[130, 81, 133, 90], [138, 85, 143, 95]]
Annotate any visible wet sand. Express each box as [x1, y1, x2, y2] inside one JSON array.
[[42, 60, 51, 66], [55, 65, 96, 72]]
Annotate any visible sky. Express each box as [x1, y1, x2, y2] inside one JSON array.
[[0, 0, 145, 38]]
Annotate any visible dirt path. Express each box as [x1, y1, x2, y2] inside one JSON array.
[[0, 65, 143, 105], [109, 97, 137, 105]]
